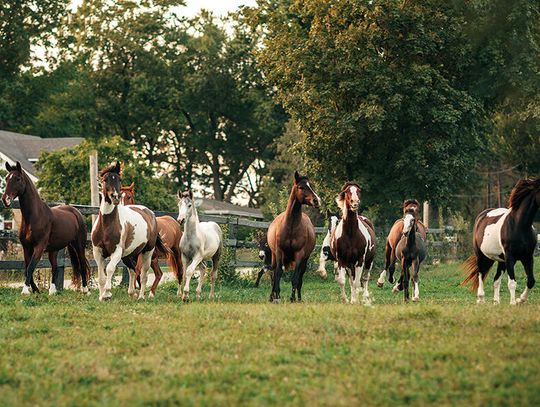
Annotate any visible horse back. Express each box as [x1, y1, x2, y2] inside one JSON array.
[[473, 207, 509, 261], [157, 216, 183, 247], [46, 205, 85, 251], [387, 218, 427, 250]]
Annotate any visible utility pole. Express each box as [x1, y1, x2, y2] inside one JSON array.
[[423, 201, 429, 229]]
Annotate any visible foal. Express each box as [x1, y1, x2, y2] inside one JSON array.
[[91, 162, 166, 300], [2, 161, 90, 295], [267, 171, 320, 302], [331, 182, 376, 305], [317, 210, 340, 279], [254, 232, 272, 287], [393, 213, 427, 302], [177, 190, 223, 301], [377, 199, 427, 287], [120, 184, 183, 297]]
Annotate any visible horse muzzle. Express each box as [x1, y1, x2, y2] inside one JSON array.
[[258, 250, 265, 260], [1, 194, 12, 207]]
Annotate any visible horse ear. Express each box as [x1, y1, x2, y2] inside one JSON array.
[[5, 162, 12, 172], [177, 189, 182, 200], [188, 190, 193, 199], [15, 161, 22, 172], [114, 161, 121, 174], [326, 209, 331, 218], [294, 170, 300, 184], [129, 182, 134, 190]]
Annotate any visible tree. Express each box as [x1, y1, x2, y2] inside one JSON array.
[[35, 136, 176, 211], [249, 0, 488, 219]]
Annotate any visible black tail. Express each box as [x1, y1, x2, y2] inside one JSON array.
[[155, 234, 173, 258], [67, 213, 90, 288]]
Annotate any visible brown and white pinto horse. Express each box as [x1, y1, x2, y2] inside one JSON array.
[[91, 162, 169, 301], [462, 178, 539, 305], [267, 171, 320, 302], [330, 182, 376, 305], [2, 161, 90, 295], [120, 184, 183, 297], [377, 199, 427, 287]]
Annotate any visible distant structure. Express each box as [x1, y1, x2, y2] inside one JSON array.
[[0, 130, 83, 229], [197, 198, 263, 220], [0, 130, 83, 182]]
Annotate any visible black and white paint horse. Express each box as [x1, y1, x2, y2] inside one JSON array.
[[317, 210, 340, 278], [462, 178, 539, 305], [254, 233, 272, 287]]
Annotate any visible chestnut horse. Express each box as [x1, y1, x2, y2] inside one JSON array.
[[462, 178, 539, 305], [393, 212, 427, 302], [331, 182, 376, 305], [91, 162, 169, 301], [120, 184, 183, 297], [267, 171, 320, 302], [377, 199, 427, 287], [2, 161, 90, 295]]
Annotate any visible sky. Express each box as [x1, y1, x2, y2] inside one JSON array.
[[182, 0, 257, 17]]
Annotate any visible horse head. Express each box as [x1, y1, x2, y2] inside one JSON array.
[[508, 178, 540, 209], [120, 182, 135, 205], [254, 232, 269, 260], [177, 189, 194, 225], [2, 161, 26, 207], [336, 181, 362, 218], [293, 171, 320, 209], [403, 199, 420, 219], [99, 162, 122, 206], [402, 212, 416, 236]]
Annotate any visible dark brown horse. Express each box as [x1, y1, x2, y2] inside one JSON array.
[[2, 161, 89, 295], [267, 171, 320, 302], [462, 178, 539, 305], [393, 212, 427, 302], [377, 199, 427, 287], [120, 184, 183, 297], [330, 182, 376, 305], [254, 232, 272, 287]]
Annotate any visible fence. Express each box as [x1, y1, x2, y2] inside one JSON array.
[[0, 201, 465, 290]]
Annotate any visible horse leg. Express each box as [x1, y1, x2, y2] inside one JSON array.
[[137, 250, 153, 300], [296, 258, 309, 302], [255, 267, 264, 287], [403, 261, 410, 303], [517, 256, 535, 305], [351, 266, 362, 305], [476, 254, 494, 304], [104, 246, 123, 300], [48, 251, 58, 295], [270, 255, 283, 303], [183, 254, 204, 302], [412, 259, 420, 302], [149, 256, 162, 298], [361, 263, 373, 306], [196, 266, 206, 300], [179, 254, 188, 297], [393, 259, 405, 294], [336, 266, 348, 303], [493, 262, 505, 304], [23, 243, 46, 294], [506, 256, 518, 305], [122, 256, 138, 298], [378, 240, 392, 287], [209, 248, 221, 301], [290, 266, 299, 302], [93, 246, 107, 301], [317, 247, 327, 279]]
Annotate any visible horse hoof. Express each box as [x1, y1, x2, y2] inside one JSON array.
[[48, 283, 57, 296], [21, 285, 32, 295], [148, 292, 155, 299], [516, 298, 525, 305], [376, 281, 384, 288], [182, 293, 190, 303], [493, 299, 500, 305], [392, 286, 399, 294], [82, 286, 89, 295], [137, 295, 145, 301], [510, 301, 517, 306], [272, 298, 280, 304], [476, 297, 485, 304]]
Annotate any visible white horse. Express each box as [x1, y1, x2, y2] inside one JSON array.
[[91, 162, 165, 301], [177, 190, 223, 302]]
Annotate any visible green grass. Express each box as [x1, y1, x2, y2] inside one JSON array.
[[1, 261, 540, 406]]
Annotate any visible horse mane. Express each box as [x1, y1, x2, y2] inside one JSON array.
[[99, 163, 121, 177], [339, 181, 361, 194], [508, 178, 540, 209]]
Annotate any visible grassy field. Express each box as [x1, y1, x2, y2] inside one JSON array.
[[1, 261, 540, 406]]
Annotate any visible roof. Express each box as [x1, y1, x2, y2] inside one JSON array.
[[197, 198, 263, 219], [0, 130, 83, 179]]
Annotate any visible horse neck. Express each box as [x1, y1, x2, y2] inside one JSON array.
[[510, 193, 538, 230], [18, 175, 48, 222], [284, 188, 302, 228], [184, 206, 200, 235], [406, 224, 417, 249], [342, 208, 359, 235]]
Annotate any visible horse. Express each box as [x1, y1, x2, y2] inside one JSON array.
[[317, 209, 340, 279], [254, 232, 272, 287], [393, 212, 427, 302], [2, 161, 90, 295], [376, 199, 427, 288], [91, 162, 169, 301], [462, 178, 539, 305], [120, 183, 183, 297], [330, 182, 376, 305], [176, 190, 223, 301], [267, 171, 320, 302]]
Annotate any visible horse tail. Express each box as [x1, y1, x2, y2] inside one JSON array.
[[461, 255, 481, 292], [155, 234, 172, 257], [166, 247, 182, 283], [68, 211, 90, 288]]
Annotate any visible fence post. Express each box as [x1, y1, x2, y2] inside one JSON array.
[[89, 151, 99, 226], [227, 217, 238, 268], [54, 248, 65, 291]]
